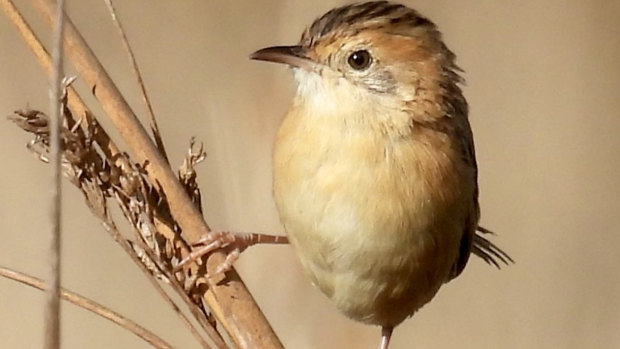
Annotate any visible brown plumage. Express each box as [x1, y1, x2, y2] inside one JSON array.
[[252, 2, 512, 348]]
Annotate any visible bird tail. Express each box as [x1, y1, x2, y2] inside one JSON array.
[[472, 226, 514, 268]]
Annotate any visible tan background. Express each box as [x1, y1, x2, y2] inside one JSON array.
[[1, 1, 619, 348]]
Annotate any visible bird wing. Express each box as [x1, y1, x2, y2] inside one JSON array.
[[449, 107, 512, 279]]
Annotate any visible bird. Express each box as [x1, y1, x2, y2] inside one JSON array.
[[249, 2, 512, 348]]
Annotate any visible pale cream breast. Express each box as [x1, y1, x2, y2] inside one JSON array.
[[273, 80, 471, 325]]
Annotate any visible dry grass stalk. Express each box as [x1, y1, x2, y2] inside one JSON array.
[[102, 0, 169, 163], [23, 2, 282, 345], [9, 86, 224, 348], [2, 0, 283, 348], [0, 266, 175, 349], [44, 0, 65, 348]]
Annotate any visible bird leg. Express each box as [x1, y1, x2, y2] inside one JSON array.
[[174, 231, 288, 274], [379, 326, 393, 349]]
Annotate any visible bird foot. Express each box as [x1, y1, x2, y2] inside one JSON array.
[[174, 231, 288, 275]]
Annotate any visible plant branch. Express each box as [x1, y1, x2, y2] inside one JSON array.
[[26, 0, 283, 347], [102, 0, 169, 163], [102, 220, 217, 349], [0, 266, 176, 349], [1, 2, 216, 348], [45, 0, 64, 348], [0, 0, 120, 159]]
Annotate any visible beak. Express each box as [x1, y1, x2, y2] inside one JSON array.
[[250, 45, 317, 71]]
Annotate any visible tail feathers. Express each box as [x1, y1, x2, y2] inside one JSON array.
[[472, 226, 514, 268]]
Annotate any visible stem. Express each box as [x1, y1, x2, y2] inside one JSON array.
[[28, 1, 283, 347], [45, 0, 64, 348], [102, 0, 169, 162], [0, 266, 176, 349]]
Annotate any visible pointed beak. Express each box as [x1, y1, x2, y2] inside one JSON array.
[[250, 45, 317, 71]]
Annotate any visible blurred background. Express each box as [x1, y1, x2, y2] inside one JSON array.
[[1, 1, 619, 348]]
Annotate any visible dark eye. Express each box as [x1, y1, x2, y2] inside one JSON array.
[[347, 50, 372, 70]]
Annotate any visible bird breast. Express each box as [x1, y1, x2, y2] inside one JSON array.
[[273, 79, 469, 326]]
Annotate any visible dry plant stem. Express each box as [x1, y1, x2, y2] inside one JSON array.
[[33, 0, 210, 240], [45, 0, 64, 348], [0, 0, 120, 159], [30, 1, 283, 348], [102, 0, 169, 162], [102, 223, 217, 349], [0, 266, 176, 349], [8, 106, 223, 349], [1, 3, 217, 348], [135, 246, 226, 349], [7, 2, 228, 347], [120, 220, 226, 349]]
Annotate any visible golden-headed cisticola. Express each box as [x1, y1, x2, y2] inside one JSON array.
[[251, 2, 512, 348]]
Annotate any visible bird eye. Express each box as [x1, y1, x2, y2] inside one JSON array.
[[347, 50, 372, 70]]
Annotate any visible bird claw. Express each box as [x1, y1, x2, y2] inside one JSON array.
[[174, 231, 243, 274], [214, 248, 241, 275], [173, 231, 288, 275]]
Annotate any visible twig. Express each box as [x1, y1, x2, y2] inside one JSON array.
[[0, 266, 176, 349], [1, 2, 216, 348], [0, 0, 120, 159], [45, 0, 64, 348], [4, 0, 283, 347], [28, 1, 283, 348], [101, 220, 217, 349], [102, 0, 169, 163]]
